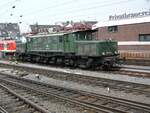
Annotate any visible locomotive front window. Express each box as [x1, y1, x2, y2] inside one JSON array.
[[28, 38, 31, 42]]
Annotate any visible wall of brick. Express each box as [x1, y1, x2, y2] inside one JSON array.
[[97, 22, 150, 41]]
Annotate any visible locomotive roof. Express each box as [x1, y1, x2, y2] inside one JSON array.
[[27, 33, 65, 38], [66, 29, 97, 33], [75, 40, 117, 43], [27, 29, 97, 38]]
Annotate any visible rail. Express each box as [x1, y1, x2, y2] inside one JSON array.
[[0, 73, 150, 113], [0, 83, 50, 113]]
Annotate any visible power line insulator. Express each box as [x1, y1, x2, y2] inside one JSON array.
[[12, 6, 16, 8]]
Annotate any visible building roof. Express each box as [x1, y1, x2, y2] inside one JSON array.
[[92, 16, 150, 29]]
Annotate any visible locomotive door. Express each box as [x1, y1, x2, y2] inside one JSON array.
[[3, 41, 7, 51], [64, 34, 76, 53]]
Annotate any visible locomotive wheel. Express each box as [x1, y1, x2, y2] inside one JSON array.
[[35, 57, 40, 63], [77, 58, 92, 69], [56, 57, 63, 65], [86, 59, 93, 68], [102, 61, 112, 70], [43, 58, 48, 64]]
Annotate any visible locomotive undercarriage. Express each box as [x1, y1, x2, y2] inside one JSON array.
[[15, 52, 120, 70]]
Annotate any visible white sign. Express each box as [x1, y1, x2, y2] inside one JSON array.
[[109, 9, 150, 21]]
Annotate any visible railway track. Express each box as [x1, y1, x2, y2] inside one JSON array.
[[125, 59, 150, 66], [113, 65, 150, 77], [0, 62, 150, 98], [0, 73, 150, 113], [3, 63, 150, 95], [48, 73, 150, 97], [0, 106, 8, 113], [0, 60, 150, 77], [0, 83, 50, 113], [0, 78, 88, 113], [113, 70, 150, 77]]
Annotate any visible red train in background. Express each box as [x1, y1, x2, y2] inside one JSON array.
[[0, 40, 16, 55]]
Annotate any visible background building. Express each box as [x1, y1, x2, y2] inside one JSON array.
[[94, 17, 150, 41], [30, 21, 97, 34], [0, 23, 20, 40], [93, 16, 150, 64], [30, 24, 61, 34]]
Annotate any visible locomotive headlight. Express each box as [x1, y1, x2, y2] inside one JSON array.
[[102, 52, 105, 55], [115, 51, 118, 54]]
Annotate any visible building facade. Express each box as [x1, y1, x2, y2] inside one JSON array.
[[30, 24, 61, 34], [0, 23, 20, 40], [93, 16, 150, 61], [97, 22, 150, 42], [93, 16, 150, 51]]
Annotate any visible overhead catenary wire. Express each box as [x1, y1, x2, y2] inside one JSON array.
[[0, 0, 16, 8], [22, 0, 113, 16], [47, 0, 136, 19], [0, 0, 75, 22], [0, 0, 19, 13], [22, 0, 136, 22], [0, 0, 20, 19], [0, 0, 141, 24], [23, 0, 75, 16], [23, 0, 133, 17]]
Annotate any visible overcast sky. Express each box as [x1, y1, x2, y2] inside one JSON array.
[[0, 0, 149, 32]]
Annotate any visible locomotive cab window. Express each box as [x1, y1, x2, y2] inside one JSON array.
[[27, 38, 31, 42], [139, 34, 150, 41], [108, 26, 118, 33]]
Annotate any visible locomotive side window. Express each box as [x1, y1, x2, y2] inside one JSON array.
[[139, 34, 150, 41], [65, 36, 69, 42], [59, 36, 63, 42]]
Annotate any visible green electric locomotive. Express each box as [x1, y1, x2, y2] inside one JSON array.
[[16, 30, 121, 69]]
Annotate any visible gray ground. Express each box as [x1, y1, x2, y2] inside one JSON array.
[[0, 66, 150, 105], [0, 60, 150, 85]]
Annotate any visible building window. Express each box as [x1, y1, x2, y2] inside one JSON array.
[[108, 26, 118, 33], [139, 34, 150, 41]]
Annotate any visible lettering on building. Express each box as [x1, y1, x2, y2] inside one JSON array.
[[109, 9, 150, 21]]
